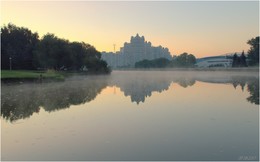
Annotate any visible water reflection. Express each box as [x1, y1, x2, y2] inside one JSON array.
[[246, 78, 259, 105], [108, 71, 258, 104], [1, 71, 259, 122], [1, 76, 108, 122], [176, 77, 196, 88], [196, 75, 259, 105], [110, 73, 172, 104]]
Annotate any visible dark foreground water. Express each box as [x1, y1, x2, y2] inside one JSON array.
[[1, 71, 259, 161]]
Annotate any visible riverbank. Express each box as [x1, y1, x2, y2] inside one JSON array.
[[1, 67, 258, 83], [1, 70, 111, 83], [1, 70, 65, 83]]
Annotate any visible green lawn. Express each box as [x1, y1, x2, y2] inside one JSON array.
[[1, 70, 64, 80]]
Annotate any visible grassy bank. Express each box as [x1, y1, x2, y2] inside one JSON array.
[[1, 70, 64, 81]]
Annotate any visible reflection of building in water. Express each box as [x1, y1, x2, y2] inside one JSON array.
[[109, 73, 173, 104], [119, 80, 171, 104], [102, 34, 172, 68], [2, 72, 258, 123]]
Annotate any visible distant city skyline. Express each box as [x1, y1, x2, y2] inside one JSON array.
[[102, 34, 172, 67], [1, 1, 259, 58]]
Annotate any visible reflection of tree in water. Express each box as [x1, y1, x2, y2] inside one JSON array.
[[1, 77, 108, 122], [177, 78, 196, 88], [196, 74, 259, 105], [1, 88, 41, 122], [41, 81, 106, 111], [2, 72, 259, 122], [116, 74, 258, 105], [246, 79, 259, 105], [232, 77, 246, 90], [230, 76, 259, 105]]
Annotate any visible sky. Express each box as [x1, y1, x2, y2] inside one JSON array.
[[1, 1, 259, 58]]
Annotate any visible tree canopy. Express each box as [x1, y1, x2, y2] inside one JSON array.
[[135, 53, 196, 68], [247, 36, 259, 66], [1, 23, 110, 73], [135, 58, 170, 68], [169, 53, 196, 67], [232, 52, 247, 67], [1, 23, 39, 70]]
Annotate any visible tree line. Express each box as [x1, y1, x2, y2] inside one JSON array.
[[232, 51, 247, 67], [135, 53, 196, 68], [1, 23, 110, 73], [135, 36, 259, 69], [247, 36, 259, 66], [232, 36, 259, 67]]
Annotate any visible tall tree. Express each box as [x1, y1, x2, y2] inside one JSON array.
[[240, 51, 247, 67], [232, 53, 239, 67], [33, 34, 70, 69], [34, 33, 110, 73], [247, 36, 259, 66], [1, 23, 39, 70], [1, 23, 110, 73]]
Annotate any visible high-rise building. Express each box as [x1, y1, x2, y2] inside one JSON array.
[[102, 34, 172, 68]]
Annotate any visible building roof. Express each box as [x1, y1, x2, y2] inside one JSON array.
[[196, 56, 232, 63]]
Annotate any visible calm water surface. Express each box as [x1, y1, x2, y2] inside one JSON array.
[[1, 71, 259, 161]]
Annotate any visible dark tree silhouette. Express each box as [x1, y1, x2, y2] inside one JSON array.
[[1, 23, 39, 70], [247, 79, 259, 105], [1, 23, 110, 73], [247, 36, 259, 66], [232, 53, 239, 67], [33, 33, 110, 73], [240, 51, 247, 67], [169, 53, 196, 67], [135, 58, 170, 68]]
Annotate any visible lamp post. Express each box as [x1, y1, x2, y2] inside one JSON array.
[[9, 57, 12, 70]]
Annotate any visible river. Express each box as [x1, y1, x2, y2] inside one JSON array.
[[1, 70, 259, 161]]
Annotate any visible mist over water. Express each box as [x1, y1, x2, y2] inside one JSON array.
[[1, 70, 259, 161]]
